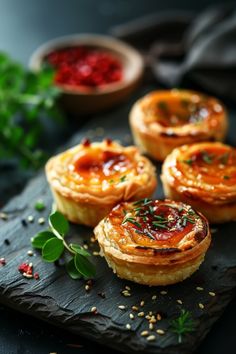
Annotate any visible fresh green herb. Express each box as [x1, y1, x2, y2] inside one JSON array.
[[201, 151, 214, 164], [182, 215, 195, 227], [152, 221, 168, 229], [34, 200, 45, 212], [158, 101, 168, 111], [183, 159, 193, 166], [120, 175, 127, 183], [223, 175, 230, 180], [170, 309, 195, 343], [0, 52, 63, 169], [219, 152, 229, 165], [31, 211, 96, 279], [109, 179, 114, 184], [180, 99, 189, 108], [122, 217, 141, 228], [133, 198, 152, 206]]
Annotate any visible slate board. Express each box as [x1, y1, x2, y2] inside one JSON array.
[[0, 88, 236, 354]]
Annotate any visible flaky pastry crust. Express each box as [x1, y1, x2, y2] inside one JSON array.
[[162, 142, 236, 223], [129, 89, 228, 161], [94, 199, 211, 285], [45, 139, 157, 226]]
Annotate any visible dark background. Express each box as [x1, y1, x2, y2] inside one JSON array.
[[0, 0, 235, 353]]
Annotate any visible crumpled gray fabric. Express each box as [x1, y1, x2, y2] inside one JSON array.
[[111, 4, 236, 101]]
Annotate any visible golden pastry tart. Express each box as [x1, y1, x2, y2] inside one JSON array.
[[129, 89, 228, 161], [162, 142, 236, 223], [45, 139, 157, 226], [94, 199, 211, 286]]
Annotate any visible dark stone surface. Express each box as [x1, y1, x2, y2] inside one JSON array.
[[0, 95, 236, 354]]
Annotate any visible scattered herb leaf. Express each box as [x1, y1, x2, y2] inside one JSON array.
[[49, 211, 69, 237], [31, 211, 95, 279], [158, 101, 168, 111], [120, 175, 127, 183], [42, 238, 64, 262], [74, 253, 96, 278], [66, 258, 82, 280], [34, 200, 45, 212], [31, 231, 55, 249], [170, 309, 195, 343]]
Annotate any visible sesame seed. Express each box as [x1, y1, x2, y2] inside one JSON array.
[[151, 295, 157, 300], [125, 285, 131, 291], [126, 323, 131, 330], [196, 286, 204, 291], [83, 244, 88, 250], [177, 299, 183, 305], [132, 306, 139, 311], [90, 237, 96, 243], [146, 335, 156, 341], [118, 305, 126, 310], [138, 312, 145, 317], [149, 318, 157, 324], [156, 329, 165, 335], [27, 250, 33, 257], [140, 300, 145, 307], [140, 330, 149, 337], [199, 303, 205, 309], [149, 323, 154, 330], [145, 315, 151, 320], [122, 290, 131, 297], [29, 262, 33, 268], [28, 215, 34, 223], [209, 291, 216, 297], [91, 307, 97, 313], [92, 251, 99, 256], [160, 290, 168, 295], [38, 217, 45, 225], [156, 314, 162, 321], [129, 313, 134, 320], [0, 212, 8, 220], [85, 285, 90, 291], [149, 311, 153, 316]]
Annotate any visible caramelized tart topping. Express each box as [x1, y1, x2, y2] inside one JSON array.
[[144, 92, 222, 128], [108, 199, 207, 249], [180, 145, 236, 185], [70, 148, 132, 181]]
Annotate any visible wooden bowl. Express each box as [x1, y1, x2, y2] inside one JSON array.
[[29, 34, 144, 115]]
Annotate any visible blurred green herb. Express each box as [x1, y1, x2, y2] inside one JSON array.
[[0, 52, 62, 169], [31, 211, 96, 279], [170, 309, 195, 343]]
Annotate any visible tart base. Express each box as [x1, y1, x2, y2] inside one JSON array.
[[51, 188, 114, 227], [100, 249, 205, 286], [162, 180, 236, 224]]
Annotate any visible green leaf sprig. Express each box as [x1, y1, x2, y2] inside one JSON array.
[[0, 52, 63, 169], [31, 211, 96, 279], [170, 309, 195, 343]]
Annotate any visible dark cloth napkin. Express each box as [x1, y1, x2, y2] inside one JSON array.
[[111, 3, 236, 101]]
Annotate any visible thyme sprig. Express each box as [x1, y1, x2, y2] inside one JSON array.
[[170, 309, 195, 343]]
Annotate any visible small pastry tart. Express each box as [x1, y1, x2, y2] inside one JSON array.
[[94, 199, 211, 286], [129, 89, 228, 161], [46, 139, 157, 226], [162, 142, 236, 223]]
